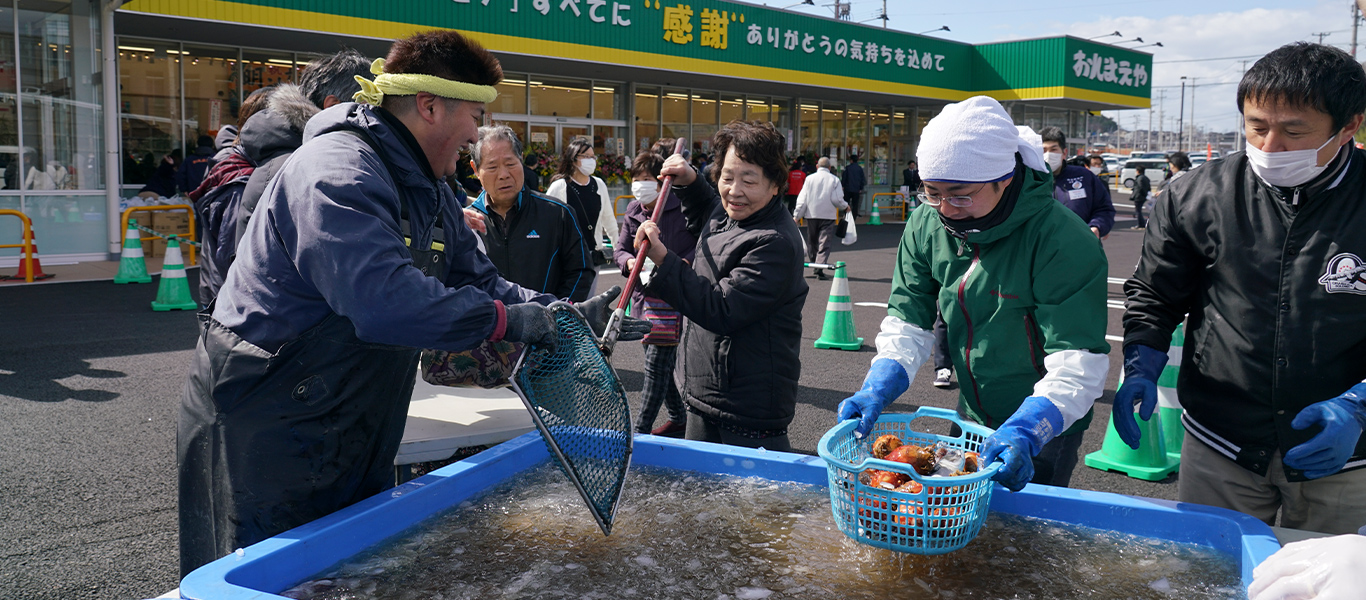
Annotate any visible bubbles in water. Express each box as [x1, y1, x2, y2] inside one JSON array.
[[734, 586, 772, 599], [1149, 577, 1172, 593], [282, 463, 1243, 600]]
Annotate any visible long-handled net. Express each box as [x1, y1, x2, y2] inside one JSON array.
[[509, 302, 633, 536]]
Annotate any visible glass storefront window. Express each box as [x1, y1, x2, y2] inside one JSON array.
[[822, 103, 844, 163], [661, 88, 688, 143], [690, 91, 717, 154], [799, 102, 818, 160], [0, 2, 18, 191], [592, 81, 620, 120], [119, 39, 180, 187], [869, 109, 890, 185], [530, 77, 589, 118], [719, 94, 743, 126], [633, 86, 658, 152], [183, 45, 239, 149], [746, 97, 769, 123], [492, 73, 527, 115], [240, 50, 292, 97]]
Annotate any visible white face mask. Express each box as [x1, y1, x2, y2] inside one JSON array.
[[577, 157, 597, 176], [631, 180, 660, 205], [1044, 151, 1063, 172], [1246, 134, 1341, 188], [1088, 166, 1102, 175]]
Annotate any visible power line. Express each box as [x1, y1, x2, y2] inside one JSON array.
[[1153, 54, 1264, 64]]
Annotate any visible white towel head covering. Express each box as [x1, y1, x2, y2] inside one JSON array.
[[919, 95, 1045, 183]]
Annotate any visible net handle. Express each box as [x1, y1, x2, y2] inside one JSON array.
[[601, 137, 687, 356]]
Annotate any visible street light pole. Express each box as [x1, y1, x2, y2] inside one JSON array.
[[1178, 77, 1187, 152]]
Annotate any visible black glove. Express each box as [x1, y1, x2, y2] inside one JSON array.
[[576, 285, 654, 342], [503, 303, 558, 351]]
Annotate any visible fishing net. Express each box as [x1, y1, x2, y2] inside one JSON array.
[[510, 302, 633, 536]]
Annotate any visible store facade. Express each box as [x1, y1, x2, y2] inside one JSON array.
[[0, 0, 1151, 265]]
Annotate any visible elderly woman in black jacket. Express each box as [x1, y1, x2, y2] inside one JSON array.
[[635, 120, 808, 451]]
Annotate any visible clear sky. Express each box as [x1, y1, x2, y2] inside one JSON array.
[[739, 0, 1353, 134]]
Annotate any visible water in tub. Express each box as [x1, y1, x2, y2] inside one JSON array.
[[283, 464, 1244, 599]]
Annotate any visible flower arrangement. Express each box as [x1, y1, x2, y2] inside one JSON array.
[[596, 153, 628, 185]]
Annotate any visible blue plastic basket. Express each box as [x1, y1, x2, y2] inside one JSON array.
[[817, 406, 1002, 554]]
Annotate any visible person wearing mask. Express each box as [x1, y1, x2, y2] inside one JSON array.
[[545, 139, 620, 278], [469, 125, 594, 301], [1156, 151, 1192, 198], [1129, 165, 1151, 230], [1087, 154, 1110, 185], [1118, 42, 1366, 534], [1038, 127, 1115, 238], [634, 120, 808, 451], [836, 96, 1110, 493], [178, 30, 647, 576], [785, 156, 807, 214], [841, 154, 866, 218], [615, 151, 699, 438], [792, 156, 847, 280]]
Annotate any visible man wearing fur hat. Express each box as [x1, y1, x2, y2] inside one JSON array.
[[837, 96, 1110, 492]]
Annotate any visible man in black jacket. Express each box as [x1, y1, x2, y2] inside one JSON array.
[[1118, 42, 1366, 534], [470, 124, 593, 301], [842, 154, 866, 218], [1129, 165, 1151, 229]]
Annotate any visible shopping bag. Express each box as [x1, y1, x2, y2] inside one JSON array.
[[841, 215, 859, 245]]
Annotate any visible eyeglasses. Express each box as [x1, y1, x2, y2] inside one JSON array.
[[916, 183, 986, 208]]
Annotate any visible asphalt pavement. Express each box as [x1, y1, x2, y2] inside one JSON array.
[[0, 193, 1165, 600]]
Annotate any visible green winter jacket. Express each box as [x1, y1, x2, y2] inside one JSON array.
[[888, 162, 1110, 435]]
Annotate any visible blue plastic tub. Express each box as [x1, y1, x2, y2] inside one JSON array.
[[178, 432, 1279, 599]]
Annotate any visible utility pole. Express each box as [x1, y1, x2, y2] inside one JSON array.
[[1189, 77, 1197, 155], [1353, 1, 1361, 58], [1236, 60, 1249, 152], [1178, 77, 1186, 152], [1312, 31, 1332, 44], [882, 0, 887, 28], [1155, 89, 1165, 152]]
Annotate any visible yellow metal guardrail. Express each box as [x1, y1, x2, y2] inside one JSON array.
[[872, 192, 912, 221], [121, 205, 197, 266], [0, 209, 37, 282], [613, 194, 633, 219]]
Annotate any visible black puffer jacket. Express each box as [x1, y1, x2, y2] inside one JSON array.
[[644, 174, 808, 432], [1124, 147, 1366, 481]]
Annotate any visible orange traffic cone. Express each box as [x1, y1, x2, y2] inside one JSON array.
[[2, 230, 53, 281]]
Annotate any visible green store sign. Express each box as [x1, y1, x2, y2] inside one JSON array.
[[125, 0, 1153, 107]]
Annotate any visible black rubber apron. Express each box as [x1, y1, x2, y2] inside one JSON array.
[[177, 199, 449, 578]]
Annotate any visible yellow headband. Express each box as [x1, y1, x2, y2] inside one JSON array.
[[352, 58, 498, 105]]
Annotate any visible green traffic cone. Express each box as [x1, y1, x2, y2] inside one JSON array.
[[1156, 322, 1186, 461], [813, 261, 863, 350], [1084, 372, 1181, 481], [151, 237, 199, 311], [113, 218, 152, 284], [867, 198, 883, 225]]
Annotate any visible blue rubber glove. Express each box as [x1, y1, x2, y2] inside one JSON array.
[[1112, 344, 1169, 450], [1284, 382, 1366, 479], [837, 358, 910, 438], [980, 396, 1064, 492]]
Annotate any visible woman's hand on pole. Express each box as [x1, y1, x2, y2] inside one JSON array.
[[661, 155, 695, 187], [635, 221, 669, 264]]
